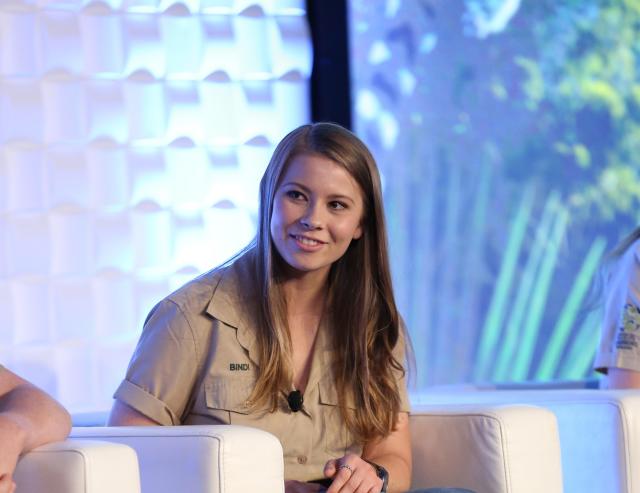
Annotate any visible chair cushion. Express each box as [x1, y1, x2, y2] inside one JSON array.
[[14, 439, 140, 493]]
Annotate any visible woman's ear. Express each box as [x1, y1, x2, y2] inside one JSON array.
[[353, 223, 363, 240]]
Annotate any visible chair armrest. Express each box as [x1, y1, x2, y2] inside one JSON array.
[[416, 388, 640, 493], [410, 403, 563, 493], [14, 439, 140, 493], [70, 425, 284, 493]]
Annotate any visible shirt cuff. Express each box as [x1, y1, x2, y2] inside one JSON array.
[[114, 379, 179, 425], [594, 353, 640, 374]]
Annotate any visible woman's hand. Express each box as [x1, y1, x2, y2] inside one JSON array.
[[285, 480, 326, 492], [323, 453, 383, 493]]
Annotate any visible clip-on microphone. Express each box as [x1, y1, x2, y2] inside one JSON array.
[[287, 389, 303, 412]]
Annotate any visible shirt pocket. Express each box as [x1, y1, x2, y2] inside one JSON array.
[[205, 376, 254, 423], [318, 378, 356, 456]]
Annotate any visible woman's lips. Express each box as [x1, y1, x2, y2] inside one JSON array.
[[290, 234, 326, 251]]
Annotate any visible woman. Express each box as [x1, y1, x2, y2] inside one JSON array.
[[109, 123, 472, 493], [595, 227, 640, 389]]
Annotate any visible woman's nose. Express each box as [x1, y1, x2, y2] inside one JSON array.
[[299, 205, 322, 229]]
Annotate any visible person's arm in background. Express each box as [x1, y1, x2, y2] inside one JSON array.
[[596, 234, 640, 389], [604, 368, 640, 389], [0, 367, 72, 493]]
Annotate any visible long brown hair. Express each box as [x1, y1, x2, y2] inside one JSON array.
[[244, 122, 406, 443]]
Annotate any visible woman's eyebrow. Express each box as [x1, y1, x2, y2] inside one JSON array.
[[281, 182, 357, 205], [327, 194, 356, 205], [281, 181, 310, 191]]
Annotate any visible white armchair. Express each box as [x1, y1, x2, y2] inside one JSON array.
[[416, 388, 640, 493], [14, 439, 140, 493], [409, 403, 563, 493], [69, 403, 563, 493], [70, 425, 285, 493]]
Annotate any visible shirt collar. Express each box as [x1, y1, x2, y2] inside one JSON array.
[[205, 254, 261, 365], [204, 251, 333, 382]]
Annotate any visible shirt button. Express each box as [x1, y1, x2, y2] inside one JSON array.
[[297, 455, 307, 464]]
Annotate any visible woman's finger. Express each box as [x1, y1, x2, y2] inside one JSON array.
[[323, 458, 338, 478], [326, 462, 355, 492], [349, 467, 380, 493]]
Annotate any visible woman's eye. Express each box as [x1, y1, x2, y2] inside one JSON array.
[[286, 190, 305, 200], [329, 201, 347, 210]]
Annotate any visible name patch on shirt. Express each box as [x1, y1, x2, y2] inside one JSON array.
[[616, 303, 640, 350], [621, 303, 640, 332], [230, 363, 250, 371]]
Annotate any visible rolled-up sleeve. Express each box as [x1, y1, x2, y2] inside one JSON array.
[[114, 300, 199, 425]]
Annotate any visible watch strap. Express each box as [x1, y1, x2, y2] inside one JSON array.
[[363, 459, 389, 493]]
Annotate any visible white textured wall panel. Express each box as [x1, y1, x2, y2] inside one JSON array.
[[173, 211, 208, 270], [92, 272, 135, 338], [0, 9, 38, 76], [11, 278, 50, 345], [165, 143, 210, 208], [270, 15, 311, 75], [9, 346, 60, 397], [235, 11, 272, 76], [0, 282, 11, 341], [124, 14, 166, 77], [94, 212, 134, 271], [201, 15, 237, 76], [7, 214, 50, 276], [124, 73, 167, 140], [238, 139, 272, 210], [54, 341, 94, 409], [0, 0, 311, 412], [49, 207, 92, 275], [4, 143, 45, 212], [161, 8, 204, 75], [200, 76, 240, 145], [165, 81, 203, 142], [42, 74, 88, 142], [129, 147, 168, 204], [0, 219, 6, 277], [0, 81, 43, 141], [86, 142, 130, 208], [274, 76, 308, 137], [134, 275, 170, 329], [131, 202, 172, 270], [86, 81, 127, 141], [80, 6, 126, 75], [50, 278, 94, 340], [39, 10, 83, 73], [203, 205, 255, 264], [45, 147, 88, 207]]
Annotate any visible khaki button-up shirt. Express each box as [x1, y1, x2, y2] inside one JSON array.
[[115, 254, 410, 481]]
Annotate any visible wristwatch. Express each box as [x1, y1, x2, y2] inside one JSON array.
[[364, 459, 389, 493]]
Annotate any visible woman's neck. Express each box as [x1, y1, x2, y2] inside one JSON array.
[[282, 273, 328, 317], [282, 273, 328, 393]]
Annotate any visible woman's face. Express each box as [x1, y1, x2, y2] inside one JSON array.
[[270, 153, 364, 279]]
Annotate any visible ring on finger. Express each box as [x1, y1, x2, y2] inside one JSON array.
[[338, 464, 354, 474]]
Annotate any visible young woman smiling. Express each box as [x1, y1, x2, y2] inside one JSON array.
[[108, 123, 474, 493]]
